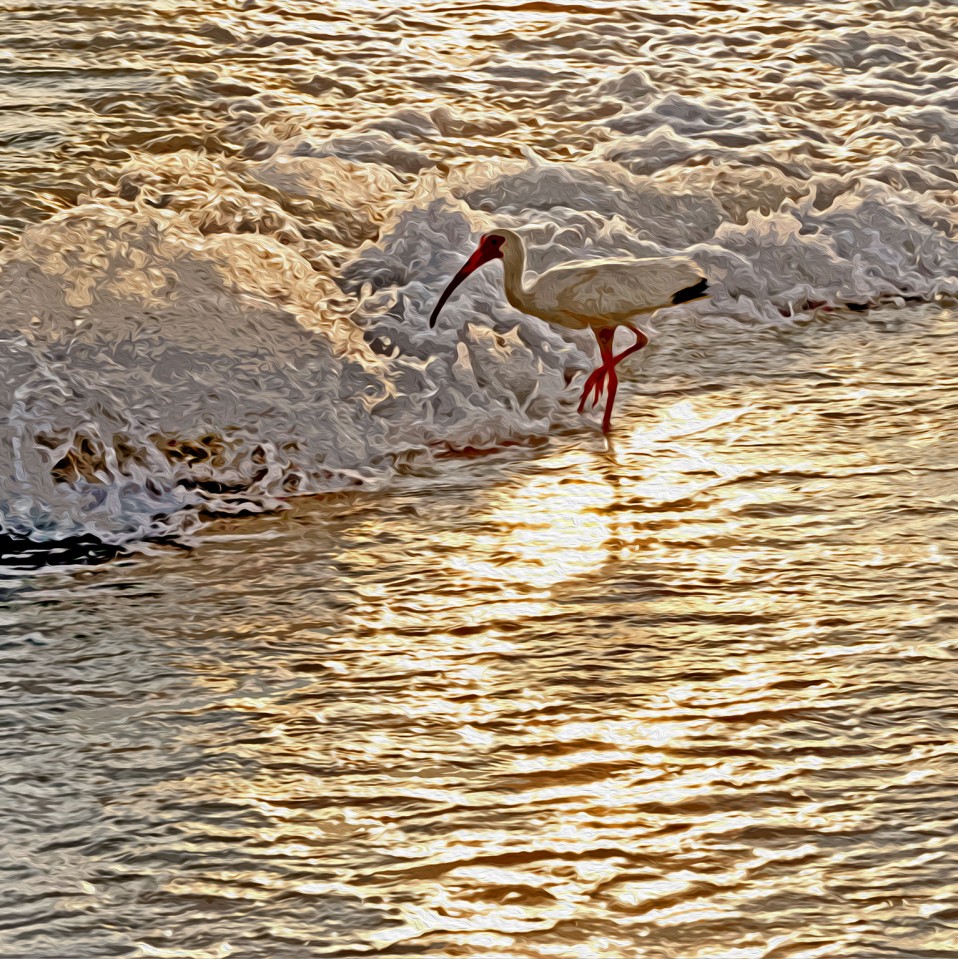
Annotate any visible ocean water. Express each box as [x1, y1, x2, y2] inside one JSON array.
[[1, 0, 958, 956]]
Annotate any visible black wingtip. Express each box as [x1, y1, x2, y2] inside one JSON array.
[[672, 277, 709, 305]]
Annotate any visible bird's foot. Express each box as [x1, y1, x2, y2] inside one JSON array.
[[578, 364, 611, 413]]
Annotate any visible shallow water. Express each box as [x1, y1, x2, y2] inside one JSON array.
[[4, 304, 958, 957], [2, 0, 958, 955]]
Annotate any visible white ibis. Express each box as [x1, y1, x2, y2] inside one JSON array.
[[429, 228, 709, 433]]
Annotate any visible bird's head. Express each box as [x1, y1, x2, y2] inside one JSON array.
[[429, 231, 510, 328]]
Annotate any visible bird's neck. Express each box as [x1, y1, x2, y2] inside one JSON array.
[[501, 243, 532, 314]]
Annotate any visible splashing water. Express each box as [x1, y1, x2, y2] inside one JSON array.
[[0, 2, 956, 548]]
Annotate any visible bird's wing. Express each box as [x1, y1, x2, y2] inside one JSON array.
[[531, 255, 705, 323]]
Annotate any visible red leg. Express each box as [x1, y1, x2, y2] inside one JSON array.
[[578, 326, 649, 432], [601, 364, 618, 433], [578, 328, 616, 413], [610, 326, 648, 370], [603, 325, 649, 431]]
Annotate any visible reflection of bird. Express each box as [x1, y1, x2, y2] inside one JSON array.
[[430, 228, 709, 433]]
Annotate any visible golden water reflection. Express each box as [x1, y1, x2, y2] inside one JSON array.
[[1, 0, 957, 940], [448, 455, 615, 591], [138, 363, 958, 956]]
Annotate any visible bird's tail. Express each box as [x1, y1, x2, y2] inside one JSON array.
[[671, 277, 709, 305]]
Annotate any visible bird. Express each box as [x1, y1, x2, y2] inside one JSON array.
[[429, 228, 709, 433]]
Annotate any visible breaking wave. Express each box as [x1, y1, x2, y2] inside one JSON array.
[[1, 58, 956, 548]]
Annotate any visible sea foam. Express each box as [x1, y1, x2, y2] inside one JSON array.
[[1, 61, 956, 547]]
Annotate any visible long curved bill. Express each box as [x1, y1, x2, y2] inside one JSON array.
[[429, 240, 497, 328]]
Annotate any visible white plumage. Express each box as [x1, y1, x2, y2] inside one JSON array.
[[430, 228, 709, 432]]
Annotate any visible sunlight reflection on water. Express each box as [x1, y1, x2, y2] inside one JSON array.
[[1, 0, 958, 951]]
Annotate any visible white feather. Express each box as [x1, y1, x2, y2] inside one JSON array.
[[494, 229, 706, 331]]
